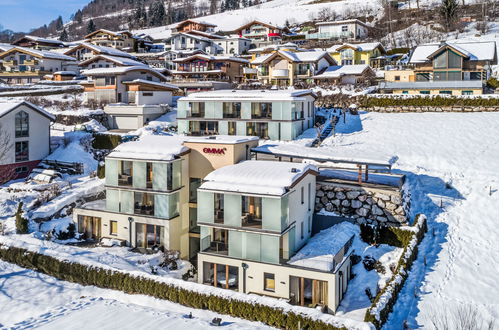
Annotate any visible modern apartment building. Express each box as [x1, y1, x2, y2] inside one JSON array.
[[73, 135, 259, 259], [307, 19, 370, 41], [196, 161, 353, 313], [176, 89, 317, 140]]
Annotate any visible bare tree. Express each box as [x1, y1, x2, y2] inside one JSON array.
[[0, 124, 15, 184], [428, 305, 495, 330]]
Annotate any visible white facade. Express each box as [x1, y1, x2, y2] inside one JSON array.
[[169, 33, 219, 55], [214, 37, 251, 55], [315, 20, 369, 40]]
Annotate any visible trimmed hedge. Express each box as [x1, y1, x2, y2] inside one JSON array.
[[97, 164, 105, 179], [0, 245, 347, 330], [92, 133, 122, 150], [360, 224, 414, 248], [364, 215, 428, 329]]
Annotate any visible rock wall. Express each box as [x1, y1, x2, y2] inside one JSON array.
[[315, 182, 410, 226]]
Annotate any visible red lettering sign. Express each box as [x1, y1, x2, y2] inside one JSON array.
[[202, 147, 227, 155]]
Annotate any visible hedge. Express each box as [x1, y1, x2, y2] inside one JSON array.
[[92, 133, 122, 150], [0, 245, 347, 330], [364, 214, 428, 329], [359, 96, 499, 107]]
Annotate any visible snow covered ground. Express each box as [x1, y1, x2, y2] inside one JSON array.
[[0, 260, 272, 329], [323, 111, 499, 328]]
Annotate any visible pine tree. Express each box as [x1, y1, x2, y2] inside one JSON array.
[[15, 202, 29, 234], [75, 9, 83, 24], [55, 16, 64, 31], [148, 0, 166, 27], [87, 19, 96, 34], [59, 28, 69, 41], [440, 0, 459, 32]]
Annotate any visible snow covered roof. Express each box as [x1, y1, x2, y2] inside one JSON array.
[[380, 80, 484, 89], [122, 79, 178, 90], [82, 66, 167, 80], [183, 135, 259, 144], [173, 54, 249, 63], [0, 47, 76, 61], [200, 160, 318, 196], [79, 55, 147, 67], [327, 42, 383, 53], [66, 43, 135, 59], [0, 43, 14, 52], [288, 222, 356, 272], [180, 89, 317, 101], [0, 101, 55, 120], [13, 35, 65, 46], [316, 19, 371, 28], [107, 135, 189, 161], [409, 41, 497, 63], [313, 65, 372, 79], [175, 19, 217, 28], [252, 50, 334, 64]]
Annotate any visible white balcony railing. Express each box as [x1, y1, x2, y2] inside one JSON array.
[[272, 69, 289, 78]]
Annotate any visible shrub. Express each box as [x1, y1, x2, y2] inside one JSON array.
[[358, 95, 499, 108], [97, 163, 105, 179], [53, 223, 76, 240], [487, 77, 499, 90], [15, 202, 29, 234], [92, 133, 122, 150], [363, 256, 376, 271]]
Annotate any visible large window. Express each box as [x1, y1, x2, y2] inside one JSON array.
[[118, 161, 133, 186], [136, 223, 164, 249], [251, 103, 272, 119], [433, 52, 447, 69], [434, 50, 463, 69], [222, 102, 241, 118], [15, 141, 29, 162], [189, 102, 205, 117], [189, 177, 202, 203], [242, 195, 262, 228], [134, 192, 155, 216], [15, 111, 29, 138], [214, 193, 224, 223]]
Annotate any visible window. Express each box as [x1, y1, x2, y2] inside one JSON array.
[[461, 90, 473, 95], [420, 91, 430, 95], [341, 25, 348, 32], [118, 161, 133, 186], [110, 220, 118, 235], [15, 141, 29, 162], [308, 183, 311, 211], [143, 92, 154, 96], [433, 51, 447, 69], [402, 91, 409, 94], [264, 273, 275, 292], [301, 186, 304, 204], [242, 195, 262, 225], [15, 111, 29, 137], [448, 51, 462, 68], [251, 103, 272, 119], [134, 192, 155, 216], [104, 76, 115, 85], [214, 193, 224, 223], [15, 166, 28, 174], [308, 215, 312, 233], [300, 222, 304, 239], [394, 75, 400, 81], [136, 223, 164, 249], [439, 90, 452, 95], [189, 178, 202, 203], [146, 76, 153, 81]]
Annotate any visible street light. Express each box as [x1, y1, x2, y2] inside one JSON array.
[[128, 217, 134, 248]]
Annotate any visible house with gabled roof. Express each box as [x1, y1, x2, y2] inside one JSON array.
[[327, 42, 386, 68], [0, 46, 78, 84], [172, 54, 249, 83], [380, 41, 497, 95], [308, 19, 371, 41], [233, 20, 289, 47], [0, 101, 55, 181], [248, 50, 336, 86], [11, 35, 65, 50], [64, 43, 136, 61], [79, 55, 147, 70], [84, 29, 136, 51], [173, 19, 217, 34]]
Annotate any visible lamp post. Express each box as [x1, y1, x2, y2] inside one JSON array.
[[242, 262, 249, 293], [128, 217, 134, 248]]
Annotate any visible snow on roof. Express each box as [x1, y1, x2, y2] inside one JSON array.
[[0, 43, 14, 52], [122, 79, 178, 90], [316, 19, 370, 27], [82, 66, 167, 79], [183, 135, 259, 144], [18, 35, 64, 45], [288, 222, 356, 272], [81, 55, 146, 67], [380, 80, 483, 89], [200, 160, 317, 196], [107, 135, 188, 161], [327, 42, 382, 53], [53, 71, 77, 75], [409, 41, 497, 63], [313, 65, 371, 78], [173, 54, 249, 63], [74, 43, 135, 58], [2, 47, 76, 61], [251, 52, 274, 65], [280, 50, 330, 62], [0, 101, 55, 120], [180, 89, 316, 101]]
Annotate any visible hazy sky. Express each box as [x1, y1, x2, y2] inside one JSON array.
[[0, 0, 89, 32]]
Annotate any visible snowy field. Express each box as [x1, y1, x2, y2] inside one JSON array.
[[0, 261, 272, 330], [323, 111, 499, 328]]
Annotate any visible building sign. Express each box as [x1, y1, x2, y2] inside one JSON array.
[[203, 147, 227, 155]]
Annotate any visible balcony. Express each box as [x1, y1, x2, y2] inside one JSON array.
[[23, 60, 39, 65], [243, 67, 257, 74], [272, 69, 289, 78]]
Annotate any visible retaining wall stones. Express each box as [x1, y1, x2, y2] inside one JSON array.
[[315, 182, 410, 226]]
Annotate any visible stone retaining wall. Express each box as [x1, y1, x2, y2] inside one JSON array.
[[315, 182, 410, 226]]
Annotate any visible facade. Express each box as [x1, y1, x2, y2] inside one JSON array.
[[249, 50, 336, 86], [309, 19, 370, 41], [171, 54, 249, 83], [380, 41, 497, 95], [81, 66, 170, 104], [73, 135, 259, 260], [0, 47, 78, 84], [196, 161, 352, 313], [0, 102, 55, 181], [233, 21, 288, 47], [313, 64, 376, 85], [327, 42, 385, 67], [173, 19, 217, 34], [84, 29, 136, 51], [168, 33, 222, 55], [177, 89, 317, 140], [214, 36, 251, 55], [11, 35, 65, 50], [79, 55, 147, 70]]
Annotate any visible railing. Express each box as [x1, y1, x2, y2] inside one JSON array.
[[243, 67, 257, 74], [272, 69, 289, 78], [306, 31, 355, 40]]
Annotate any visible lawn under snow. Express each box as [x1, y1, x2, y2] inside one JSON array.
[[322, 111, 499, 328], [0, 260, 272, 330]]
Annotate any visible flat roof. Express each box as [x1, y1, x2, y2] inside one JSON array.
[[107, 135, 188, 161], [200, 160, 317, 196], [179, 89, 317, 101]]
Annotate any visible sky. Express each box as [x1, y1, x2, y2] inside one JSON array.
[[0, 0, 89, 32]]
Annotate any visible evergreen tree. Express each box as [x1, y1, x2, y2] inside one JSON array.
[[148, 0, 166, 27], [75, 9, 83, 24], [87, 19, 96, 34], [59, 28, 69, 41], [15, 202, 29, 234], [440, 0, 459, 31], [55, 16, 64, 31], [165, 1, 175, 25]]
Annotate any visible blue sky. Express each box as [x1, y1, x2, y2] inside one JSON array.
[[0, 0, 89, 32]]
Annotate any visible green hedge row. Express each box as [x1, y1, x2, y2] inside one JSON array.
[[364, 215, 428, 329], [92, 133, 122, 150], [0, 245, 347, 330], [359, 96, 499, 107], [360, 224, 415, 248]]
